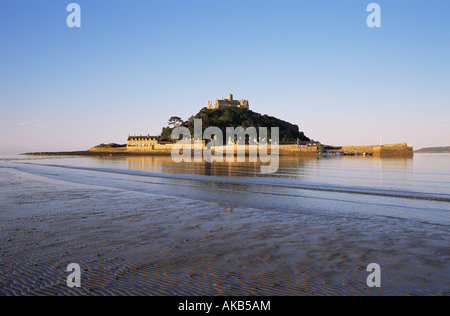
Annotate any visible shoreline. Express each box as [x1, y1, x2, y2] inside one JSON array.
[[21, 142, 414, 158], [21, 150, 174, 157]]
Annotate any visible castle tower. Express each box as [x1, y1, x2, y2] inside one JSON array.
[[207, 93, 249, 110]]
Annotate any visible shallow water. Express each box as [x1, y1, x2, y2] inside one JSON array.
[[0, 153, 449, 225]]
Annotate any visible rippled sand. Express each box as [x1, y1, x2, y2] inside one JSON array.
[[0, 168, 448, 296]]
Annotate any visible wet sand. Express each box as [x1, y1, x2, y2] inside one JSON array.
[[0, 167, 449, 296]]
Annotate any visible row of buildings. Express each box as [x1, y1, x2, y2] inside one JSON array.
[[127, 135, 160, 148]]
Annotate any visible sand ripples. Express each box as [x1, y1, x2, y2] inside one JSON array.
[[1, 167, 449, 296]]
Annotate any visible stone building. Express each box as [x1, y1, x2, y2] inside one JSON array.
[[207, 93, 249, 110], [127, 135, 159, 148]]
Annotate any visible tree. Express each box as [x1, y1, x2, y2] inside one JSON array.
[[168, 116, 183, 128]]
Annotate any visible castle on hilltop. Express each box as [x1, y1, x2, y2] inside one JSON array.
[[208, 93, 249, 110]]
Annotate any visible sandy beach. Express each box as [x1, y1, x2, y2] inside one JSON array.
[[0, 165, 448, 296]]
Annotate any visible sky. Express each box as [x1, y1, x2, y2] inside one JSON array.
[[0, 0, 449, 153]]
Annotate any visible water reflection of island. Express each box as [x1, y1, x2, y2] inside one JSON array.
[[125, 156, 321, 177], [123, 155, 412, 178]]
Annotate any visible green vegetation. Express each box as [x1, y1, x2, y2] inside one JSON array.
[[160, 107, 310, 143], [94, 143, 127, 148], [415, 146, 450, 153]]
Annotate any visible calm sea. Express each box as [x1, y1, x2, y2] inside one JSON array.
[[0, 153, 449, 225]]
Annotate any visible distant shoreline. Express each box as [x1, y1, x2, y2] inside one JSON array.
[[21, 150, 173, 157], [414, 146, 450, 154]]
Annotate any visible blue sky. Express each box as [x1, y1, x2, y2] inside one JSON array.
[[0, 0, 449, 152]]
